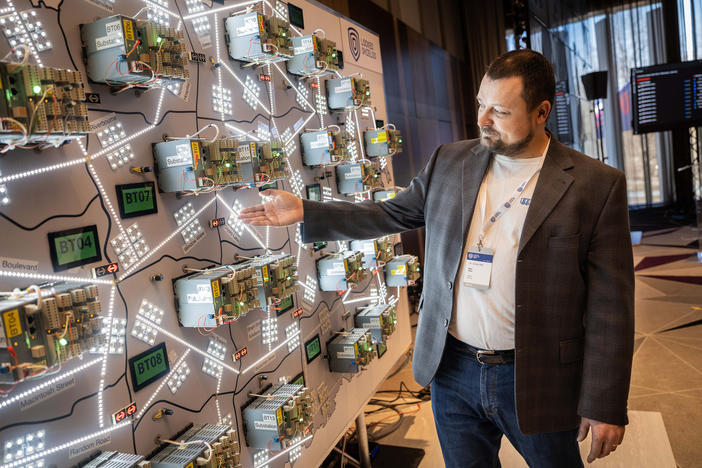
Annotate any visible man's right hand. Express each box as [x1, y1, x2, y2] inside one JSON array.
[[238, 189, 304, 226]]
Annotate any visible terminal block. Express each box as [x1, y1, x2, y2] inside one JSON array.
[[81, 15, 189, 89], [317, 251, 368, 291], [286, 34, 342, 76], [326, 77, 371, 110], [0, 283, 103, 384], [336, 162, 381, 194], [224, 11, 293, 63], [349, 237, 394, 269], [242, 384, 313, 450], [355, 304, 397, 345], [364, 128, 403, 157], [247, 254, 298, 310], [384, 254, 421, 287], [300, 129, 352, 166], [153, 139, 287, 193], [149, 424, 237, 468], [0, 62, 89, 150], [81, 451, 145, 467], [327, 328, 376, 373], [174, 263, 260, 327]]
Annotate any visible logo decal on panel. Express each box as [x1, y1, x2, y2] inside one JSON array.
[[348, 27, 360, 61]]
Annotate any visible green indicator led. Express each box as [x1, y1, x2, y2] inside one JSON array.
[[332, 53, 336, 58], [366, 91, 370, 95], [156, 36, 162, 43], [32, 85, 41, 94], [225, 162, 231, 168], [239, 301, 245, 306], [59, 338, 68, 346], [5, 90, 11, 101]]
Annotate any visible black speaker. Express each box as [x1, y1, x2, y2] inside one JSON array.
[[581, 71, 608, 100]]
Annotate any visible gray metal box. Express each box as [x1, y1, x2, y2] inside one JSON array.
[[384, 255, 421, 287], [225, 12, 267, 62], [327, 328, 375, 373], [336, 163, 364, 194], [242, 384, 312, 450], [300, 130, 332, 166], [364, 129, 390, 157], [349, 239, 378, 269], [326, 77, 354, 110], [81, 15, 133, 84], [355, 304, 397, 344], [174, 270, 229, 328], [317, 251, 365, 291], [152, 139, 198, 193], [286, 35, 318, 76]]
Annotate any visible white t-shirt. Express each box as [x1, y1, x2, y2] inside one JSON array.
[[449, 144, 548, 350]]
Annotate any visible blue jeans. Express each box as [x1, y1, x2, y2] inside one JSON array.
[[430, 334, 584, 468]]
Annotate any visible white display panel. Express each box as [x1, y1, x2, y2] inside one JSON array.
[[0, 1, 412, 467]]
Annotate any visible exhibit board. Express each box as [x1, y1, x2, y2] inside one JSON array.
[[0, 0, 414, 467]]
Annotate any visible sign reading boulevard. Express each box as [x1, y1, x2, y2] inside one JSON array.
[[631, 60, 702, 134]]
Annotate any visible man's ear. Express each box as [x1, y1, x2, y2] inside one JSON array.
[[536, 101, 551, 122]]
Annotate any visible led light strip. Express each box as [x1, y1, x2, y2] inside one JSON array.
[[240, 329, 301, 375], [215, 368, 223, 423], [216, 194, 267, 250], [118, 196, 217, 280], [87, 163, 131, 244], [135, 349, 191, 421], [253, 434, 313, 468], [316, 77, 325, 128], [0, 126, 156, 184], [144, 0, 181, 19], [183, 0, 259, 20], [353, 109, 366, 160], [342, 296, 381, 305], [153, 88, 166, 125], [0, 357, 104, 411], [98, 285, 117, 428], [214, 13, 225, 122], [285, 112, 317, 145], [224, 123, 261, 141], [0, 421, 131, 468], [272, 63, 315, 111], [0, 270, 114, 285], [221, 62, 272, 114]]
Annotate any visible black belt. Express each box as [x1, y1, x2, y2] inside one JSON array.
[[447, 334, 515, 365]]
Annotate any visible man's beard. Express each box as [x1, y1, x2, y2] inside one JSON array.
[[480, 127, 534, 157]]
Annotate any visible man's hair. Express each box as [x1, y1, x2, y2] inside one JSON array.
[[486, 49, 556, 113]]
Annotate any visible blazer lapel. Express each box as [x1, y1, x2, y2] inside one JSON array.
[[518, 139, 574, 254], [462, 144, 493, 237]]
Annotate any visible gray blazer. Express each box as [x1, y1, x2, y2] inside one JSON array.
[[301, 137, 634, 434]]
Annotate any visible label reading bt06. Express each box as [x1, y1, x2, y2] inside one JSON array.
[[462, 246, 494, 289]]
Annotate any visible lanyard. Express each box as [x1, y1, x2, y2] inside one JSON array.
[[477, 166, 542, 249]]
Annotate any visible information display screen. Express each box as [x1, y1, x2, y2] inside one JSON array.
[[306, 183, 321, 201], [47, 225, 102, 272], [631, 60, 702, 134], [129, 342, 170, 391], [116, 182, 158, 219], [305, 334, 322, 363]]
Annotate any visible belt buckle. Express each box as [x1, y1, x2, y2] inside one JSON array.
[[475, 349, 495, 365]]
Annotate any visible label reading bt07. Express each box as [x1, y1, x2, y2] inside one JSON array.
[[462, 246, 494, 289]]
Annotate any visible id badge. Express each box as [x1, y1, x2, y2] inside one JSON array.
[[463, 246, 494, 289]]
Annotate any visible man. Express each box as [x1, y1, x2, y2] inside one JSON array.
[[240, 49, 634, 467]]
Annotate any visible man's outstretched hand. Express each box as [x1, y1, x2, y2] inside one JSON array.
[[238, 190, 304, 226]]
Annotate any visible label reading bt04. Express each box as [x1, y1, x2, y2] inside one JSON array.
[[463, 246, 494, 289]]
